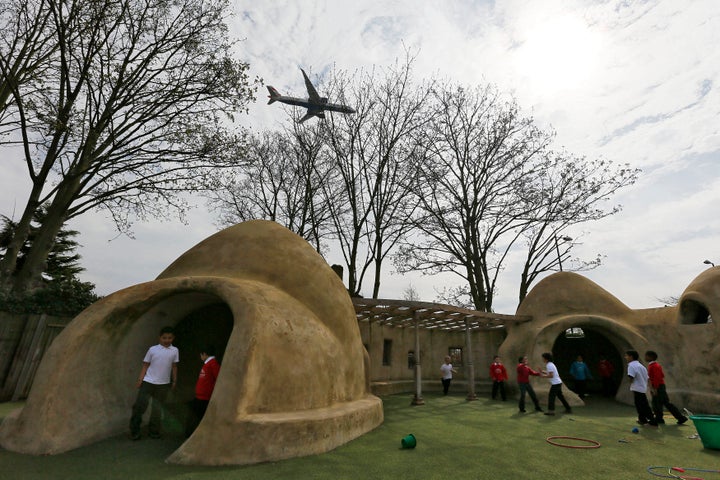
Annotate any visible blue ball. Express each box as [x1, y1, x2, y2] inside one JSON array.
[[631, 427, 639, 433]]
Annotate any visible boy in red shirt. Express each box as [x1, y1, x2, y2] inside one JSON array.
[[185, 345, 221, 437], [490, 356, 508, 401], [598, 354, 615, 397], [645, 350, 687, 425], [516, 355, 543, 413]]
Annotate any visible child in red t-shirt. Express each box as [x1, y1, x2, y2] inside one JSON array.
[[516, 355, 543, 413], [490, 356, 509, 401], [185, 346, 221, 437], [645, 350, 687, 425], [598, 354, 616, 397]]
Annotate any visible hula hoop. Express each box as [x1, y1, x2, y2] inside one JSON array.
[[546, 436, 601, 449], [647, 465, 720, 479]]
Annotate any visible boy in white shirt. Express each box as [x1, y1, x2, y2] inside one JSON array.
[[129, 326, 179, 440], [440, 356, 457, 395], [539, 352, 572, 415], [625, 350, 657, 426]]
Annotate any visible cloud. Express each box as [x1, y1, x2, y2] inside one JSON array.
[[2, 0, 719, 315]]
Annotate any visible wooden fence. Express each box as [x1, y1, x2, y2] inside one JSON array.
[[0, 312, 71, 401]]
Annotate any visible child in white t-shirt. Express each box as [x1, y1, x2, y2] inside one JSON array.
[[539, 352, 572, 415], [440, 356, 457, 395], [625, 350, 657, 426], [129, 326, 179, 440]]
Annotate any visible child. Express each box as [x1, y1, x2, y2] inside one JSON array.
[[540, 352, 572, 415], [625, 350, 657, 426], [129, 326, 179, 440], [440, 356, 457, 395], [185, 345, 221, 437], [569, 354, 593, 399], [516, 355, 543, 413], [490, 356, 508, 401], [645, 350, 688, 425], [598, 354, 615, 397]]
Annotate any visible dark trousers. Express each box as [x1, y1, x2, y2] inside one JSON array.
[[518, 382, 541, 411], [442, 378, 451, 395], [633, 390, 656, 424], [601, 376, 614, 397], [130, 381, 171, 436], [185, 398, 210, 437], [548, 383, 571, 412], [574, 379, 587, 398], [492, 381, 506, 400], [651, 384, 685, 422]]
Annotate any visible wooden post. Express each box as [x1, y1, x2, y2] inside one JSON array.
[[465, 317, 477, 400], [411, 311, 424, 405]]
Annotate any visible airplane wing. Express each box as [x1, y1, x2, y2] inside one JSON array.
[[299, 110, 325, 123], [301, 69, 321, 103]]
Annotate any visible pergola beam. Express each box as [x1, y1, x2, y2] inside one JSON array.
[[353, 298, 531, 332]]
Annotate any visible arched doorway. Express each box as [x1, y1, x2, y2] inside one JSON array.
[[163, 300, 234, 435], [551, 326, 623, 398]]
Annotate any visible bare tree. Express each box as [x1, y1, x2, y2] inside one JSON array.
[[206, 121, 335, 253], [322, 55, 430, 298], [656, 295, 679, 306], [396, 82, 552, 312], [0, 0, 55, 131], [0, 0, 257, 292], [402, 283, 420, 302], [516, 152, 640, 304], [397, 82, 639, 311]]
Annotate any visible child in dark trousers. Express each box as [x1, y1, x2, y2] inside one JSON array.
[[625, 350, 657, 426], [645, 350, 688, 425], [130, 326, 179, 440], [490, 356, 508, 401], [185, 345, 221, 437], [540, 352, 572, 415], [516, 356, 543, 413]]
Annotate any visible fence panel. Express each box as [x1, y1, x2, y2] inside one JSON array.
[[0, 312, 28, 389], [0, 313, 71, 401]]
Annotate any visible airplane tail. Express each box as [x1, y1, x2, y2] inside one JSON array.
[[266, 86, 281, 104]]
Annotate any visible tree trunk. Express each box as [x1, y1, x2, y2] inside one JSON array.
[[518, 270, 529, 307], [9, 179, 77, 293], [0, 188, 43, 289], [372, 256, 382, 299]]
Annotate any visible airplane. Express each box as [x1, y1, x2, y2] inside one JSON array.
[[266, 69, 356, 123]]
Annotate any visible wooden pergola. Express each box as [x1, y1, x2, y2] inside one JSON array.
[[352, 298, 532, 404]]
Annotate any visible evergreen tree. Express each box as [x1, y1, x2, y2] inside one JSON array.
[[0, 210, 98, 315]]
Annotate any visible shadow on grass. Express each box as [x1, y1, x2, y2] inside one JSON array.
[[1, 393, 718, 480]]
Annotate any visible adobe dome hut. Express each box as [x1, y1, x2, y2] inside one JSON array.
[[0, 220, 383, 465], [500, 269, 720, 411]]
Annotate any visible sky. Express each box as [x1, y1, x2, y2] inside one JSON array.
[[1, 0, 719, 314]]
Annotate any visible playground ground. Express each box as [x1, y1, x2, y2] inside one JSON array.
[[1, 392, 719, 480]]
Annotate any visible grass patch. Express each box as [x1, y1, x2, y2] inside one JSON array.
[[1, 394, 718, 479]]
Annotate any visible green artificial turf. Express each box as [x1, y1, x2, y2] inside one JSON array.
[[1, 394, 718, 480]]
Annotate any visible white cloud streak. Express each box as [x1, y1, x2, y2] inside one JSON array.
[[2, 0, 718, 313]]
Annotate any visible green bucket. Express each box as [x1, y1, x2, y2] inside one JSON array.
[[690, 415, 720, 449], [401, 433, 417, 449]]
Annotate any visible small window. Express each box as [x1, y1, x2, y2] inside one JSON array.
[[382, 339, 392, 366], [679, 300, 712, 324], [407, 350, 416, 369], [449, 347, 463, 366], [565, 327, 585, 339]]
